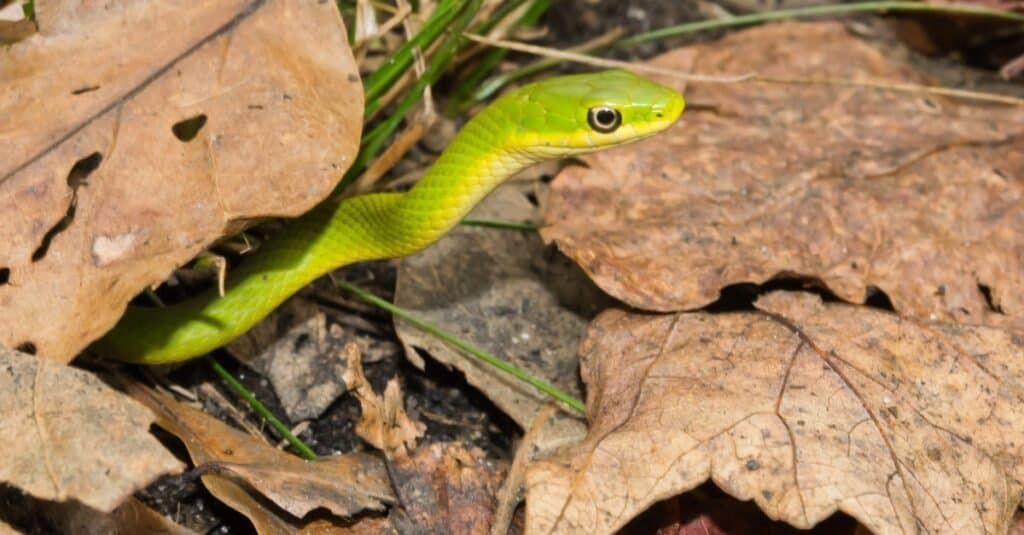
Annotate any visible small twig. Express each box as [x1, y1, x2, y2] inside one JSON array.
[[354, 2, 412, 49], [350, 109, 436, 195], [752, 74, 1024, 106], [465, 33, 1024, 106], [463, 32, 753, 83]]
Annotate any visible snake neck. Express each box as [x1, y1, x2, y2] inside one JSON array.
[[370, 110, 535, 257]]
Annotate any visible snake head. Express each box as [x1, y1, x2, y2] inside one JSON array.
[[496, 69, 685, 159]]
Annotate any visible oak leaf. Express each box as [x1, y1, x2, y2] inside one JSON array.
[[1, 0, 362, 361], [526, 292, 1024, 534], [541, 22, 1024, 332]]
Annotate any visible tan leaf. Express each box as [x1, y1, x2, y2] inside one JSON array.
[[0, 347, 183, 512], [394, 182, 594, 445], [128, 384, 393, 531], [44, 496, 195, 535], [0, 0, 34, 43], [541, 22, 1024, 331], [391, 442, 503, 535], [526, 291, 1024, 534], [342, 343, 424, 456], [0, 0, 362, 361]]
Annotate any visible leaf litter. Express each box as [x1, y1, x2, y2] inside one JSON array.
[[0, 346, 183, 513], [525, 291, 1024, 534], [541, 22, 1024, 332], [0, 0, 363, 362], [528, 21, 1024, 533], [128, 383, 394, 532]]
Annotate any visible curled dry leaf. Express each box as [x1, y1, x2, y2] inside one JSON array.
[[0, 0, 362, 361], [128, 384, 393, 531], [542, 22, 1024, 331], [0, 347, 183, 512], [526, 291, 1024, 534], [342, 343, 424, 457], [394, 183, 595, 444]]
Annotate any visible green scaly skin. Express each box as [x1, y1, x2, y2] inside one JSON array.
[[94, 70, 685, 364]]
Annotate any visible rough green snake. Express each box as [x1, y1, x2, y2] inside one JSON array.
[[94, 70, 684, 364]]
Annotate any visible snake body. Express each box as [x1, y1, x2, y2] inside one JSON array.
[[95, 70, 684, 364]]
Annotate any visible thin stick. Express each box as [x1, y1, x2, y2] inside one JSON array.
[[464, 33, 1024, 106], [463, 32, 753, 83], [617, 1, 1024, 46]]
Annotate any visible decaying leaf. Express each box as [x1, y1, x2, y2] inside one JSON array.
[[1, 0, 362, 361], [526, 291, 1024, 534], [542, 22, 1024, 332], [0, 347, 183, 512], [129, 384, 393, 531], [226, 299, 355, 421], [342, 343, 424, 457], [394, 182, 595, 443], [390, 442, 503, 535]]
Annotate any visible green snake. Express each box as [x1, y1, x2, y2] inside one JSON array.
[[94, 70, 684, 364]]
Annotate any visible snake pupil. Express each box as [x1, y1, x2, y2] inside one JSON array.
[[587, 106, 622, 133]]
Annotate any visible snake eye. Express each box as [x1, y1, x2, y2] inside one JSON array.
[[587, 106, 622, 133]]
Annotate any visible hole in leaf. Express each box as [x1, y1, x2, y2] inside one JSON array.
[[704, 277, 838, 313], [293, 332, 311, 353], [32, 152, 102, 262], [71, 85, 100, 95], [524, 191, 539, 207], [15, 342, 36, 355], [172, 114, 208, 142], [978, 283, 1004, 314], [864, 285, 895, 312], [0, 268, 8, 285]]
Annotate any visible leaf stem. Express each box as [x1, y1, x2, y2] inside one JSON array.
[[616, 1, 1024, 46]]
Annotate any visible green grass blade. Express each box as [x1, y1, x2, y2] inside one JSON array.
[[207, 357, 318, 460]]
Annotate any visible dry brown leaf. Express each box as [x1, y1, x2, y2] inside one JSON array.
[[394, 182, 597, 441], [391, 442, 503, 535], [342, 343, 424, 456], [0, 347, 182, 512], [129, 384, 393, 532], [1, 0, 362, 361], [45, 496, 195, 535], [526, 291, 1024, 534], [541, 22, 1024, 331]]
